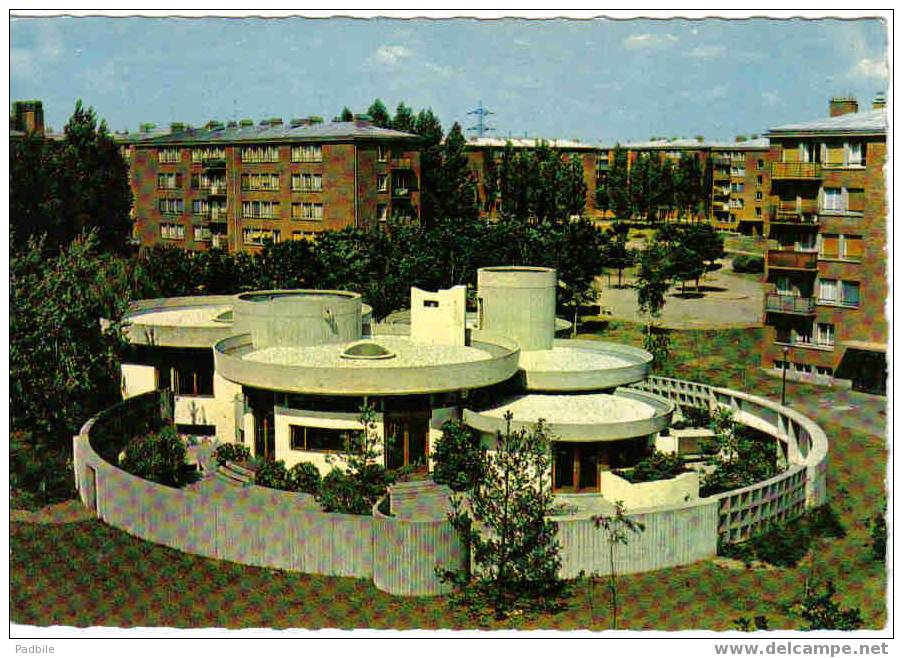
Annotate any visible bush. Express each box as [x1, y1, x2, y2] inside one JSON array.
[[213, 442, 251, 466], [10, 438, 76, 509], [618, 450, 687, 483], [317, 464, 395, 515], [254, 459, 292, 491], [796, 580, 863, 630], [288, 462, 322, 495], [120, 426, 187, 487], [432, 420, 486, 492], [731, 254, 764, 274], [866, 512, 886, 562]]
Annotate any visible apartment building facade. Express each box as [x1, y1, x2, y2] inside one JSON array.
[[121, 118, 421, 252], [761, 96, 887, 393]]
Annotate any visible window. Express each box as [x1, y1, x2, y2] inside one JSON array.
[[731, 167, 746, 177], [242, 200, 280, 219], [291, 173, 323, 192], [292, 202, 324, 220], [291, 144, 322, 162], [757, 159, 765, 170], [377, 145, 389, 162], [842, 235, 863, 260], [176, 424, 217, 436], [191, 147, 225, 162], [729, 198, 744, 209], [377, 174, 389, 192], [158, 148, 181, 163], [820, 234, 839, 259], [755, 206, 762, 217], [158, 198, 184, 215], [377, 204, 388, 223], [818, 279, 838, 304], [157, 172, 183, 189], [120, 145, 132, 162], [194, 226, 212, 242], [731, 182, 744, 193], [816, 366, 834, 378], [846, 188, 865, 214], [816, 323, 835, 348], [292, 230, 318, 241], [755, 191, 763, 200], [841, 281, 860, 307], [821, 187, 843, 212], [241, 173, 280, 191], [173, 365, 213, 396], [847, 141, 865, 167], [290, 425, 353, 453], [756, 175, 763, 187], [191, 174, 225, 190], [160, 222, 185, 240], [242, 228, 281, 245], [241, 145, 280, 163]]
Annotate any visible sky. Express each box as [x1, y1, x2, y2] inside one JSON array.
[[10, 15, 889, 144]]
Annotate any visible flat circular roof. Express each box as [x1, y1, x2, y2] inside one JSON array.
[[518, 339, 653, 392], [463, 388, 673, 441], [214, 329, 521, 395], [123, 296, 238, 348]]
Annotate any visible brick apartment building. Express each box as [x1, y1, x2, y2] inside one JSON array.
[[119, 117, 421, 252], [465, 137, 604, 218], [761, 96, 887, 393]]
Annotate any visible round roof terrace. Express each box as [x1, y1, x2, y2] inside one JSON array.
[[518, 339, 653, 392]]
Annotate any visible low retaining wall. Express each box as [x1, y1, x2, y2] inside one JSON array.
[[73, 391, 461, 596], [598, 470, 699, 508]]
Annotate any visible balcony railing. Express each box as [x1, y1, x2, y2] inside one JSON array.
[[766, 249, 818, 270], [201, 184, 227, 196], [768, 203, 819, 224], [712, 156, 732, 166], [765, 293, 816, 315], [211, 234, 228, 249], [208, 208, 228, 222], [771, 162, 822, 180], [202, 157, 227, 169]]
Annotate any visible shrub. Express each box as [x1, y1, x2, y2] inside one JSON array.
[[682, 405, 713, 428], [318, 463, 395, 515], [731, 254, 764, 274], [796, 580, 863, 630], [120, 426, 187, 487], [618, 450, 687, 483], [288, 462, 322, 495], [10, 438, 75, 509], [432, 420, 486, 492], [254, 459, 292, 491], [866, 512, 887, 562], [213, 442, 251, 466]]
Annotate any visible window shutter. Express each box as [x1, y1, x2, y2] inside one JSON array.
[[176, 173, 183, 188], [841, 187, 849, 212], [818, 187, 825, 210], [821, 235, 839, 258], [819, 142, 827, 164], [845, 236, 863, 259]]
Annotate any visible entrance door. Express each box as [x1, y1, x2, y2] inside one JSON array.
[[553, 444, 575, 490], [254, 411, 275, 461], [384, 410, 430, 471], [553, 443, 601, 493]]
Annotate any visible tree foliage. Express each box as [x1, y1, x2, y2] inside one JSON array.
[[592, 501, 645, 628], [10, 100, 132, 254], [120, 425, 188, 487], [432, 420, 486, 492], [444, 415, 567, 619], [700, 409, 778, 497], [366, 98, 391, 128]]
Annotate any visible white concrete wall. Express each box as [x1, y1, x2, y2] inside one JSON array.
[[273, 406, 372, 473], [410, 286, 466, 346], [599, 470, 699, 508], [121, 364, 156, 399], [173, 372, 243, 442]]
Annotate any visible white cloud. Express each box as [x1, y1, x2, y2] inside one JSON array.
[[851, 57, 888, 80], [685, 44, 726, 60], [622, 33, 677, 49], [372, 44, 413, 65], [762, 91, 781, 107]]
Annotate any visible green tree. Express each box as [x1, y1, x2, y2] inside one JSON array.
[[603, 227, 634, 287], [635, 242, 673, 366], [10, 100, 132, 254], [392, 102, 416, 132], [666, 241, 706, 295], [366, 98, 391, 128], [606, 145, 632, 221], [592, 501, 645, 629], [699, 408, 778, 496], [434, 122, 480, 222], [339, 106, 354, 122], [674, 153, 706, 220], [413, 108, 445, 225], [11, 232, 133, 448], [444, 415, 567, 618], [432, 420, 486, 492], [684, 223, 725, 270]]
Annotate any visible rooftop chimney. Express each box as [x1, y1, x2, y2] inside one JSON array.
[[829, 96, 858, 117], [12, 100, 45, 136], [872, 92, 886, 110]]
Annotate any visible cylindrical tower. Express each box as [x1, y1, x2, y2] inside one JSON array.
[[232, 290, 362, 348], [476, 266, 557, 351]]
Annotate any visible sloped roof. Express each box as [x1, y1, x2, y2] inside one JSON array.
[[466, 136, 597, 151], [127, 121, 420, 146], [767, 109, 887, 136]]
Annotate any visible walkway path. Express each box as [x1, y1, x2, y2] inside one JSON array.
[[784, 388, 887, 440], [596, 258, 764, 329]]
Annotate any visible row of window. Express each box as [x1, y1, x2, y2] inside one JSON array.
[[289, 425, 360, 453], [790, 141, 867, 168], [772, 360, 834, 378], [775, 233, 862, 260], [775, 321, 836, 348], [240, 173, 324, 191], [160, 223, 223, 243], [241, 201, 325, 220], [158, 144, 326, 164]]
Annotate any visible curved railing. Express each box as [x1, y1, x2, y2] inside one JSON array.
[[72, 391, 462, 596]]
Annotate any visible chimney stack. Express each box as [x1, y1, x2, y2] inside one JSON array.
[[13, 100, 45, 136], [829, 96, 858, 117], [872, 92, 886, 110]]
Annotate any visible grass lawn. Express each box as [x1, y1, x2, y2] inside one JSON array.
[[10, 321, 887, 630]]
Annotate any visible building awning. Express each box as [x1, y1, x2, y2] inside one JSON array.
[[840, 340, 887, 353]]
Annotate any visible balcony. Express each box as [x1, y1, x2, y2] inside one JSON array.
[[712, 155, 732, 166], [211, 234, 228, 249], [765, 293, 816, 315], [393, 187, 411, 198], [766, 249, 818, 270], [713, 169, 731, 180], [208, 208, 229, 223], [390, 157, 414, 170], [768, 203, 819, 225], [771, 162, 822, 180], [200, 183, 228, 197], [202, 157, 227, 169]]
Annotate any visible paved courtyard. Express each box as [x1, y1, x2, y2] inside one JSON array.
[[596, 258, 764, 329]]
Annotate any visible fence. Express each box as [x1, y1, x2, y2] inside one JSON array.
[[73, 391, 462, 596]]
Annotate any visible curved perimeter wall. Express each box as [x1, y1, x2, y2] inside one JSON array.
[[72, 391, 462, 596]]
